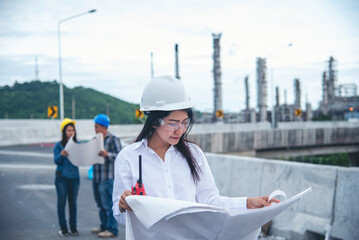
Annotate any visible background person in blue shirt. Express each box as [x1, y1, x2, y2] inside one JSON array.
[[91, 114, 122, 238], [54, 118, 80, 237]]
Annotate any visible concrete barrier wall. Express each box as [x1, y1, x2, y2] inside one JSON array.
[[331, 168, 359, 240], [206, 153, 359, 240], [0, 119, 143, 146], [189, 125, 359, 153], [1, 119, 358, 148], [1, 119, 64, 146]]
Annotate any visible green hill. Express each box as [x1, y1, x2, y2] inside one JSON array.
[[0, 80, 141, 124]]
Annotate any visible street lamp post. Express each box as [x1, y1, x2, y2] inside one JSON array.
[[270, 43, 293, 128], [58, 9, 96, 120]]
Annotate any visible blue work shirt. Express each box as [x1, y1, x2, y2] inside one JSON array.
[[54, 141, 80, 179]]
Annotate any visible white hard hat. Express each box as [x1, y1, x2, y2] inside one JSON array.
[[140, 75, 195, 111]]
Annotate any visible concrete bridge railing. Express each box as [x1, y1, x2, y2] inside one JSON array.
[[206, 153, 359, 240], [2, 120, 358, 150], [0, 119, 142, 146], [189, 121, 359, 153]]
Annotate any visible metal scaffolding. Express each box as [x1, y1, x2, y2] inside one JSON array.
[[338, 84, 357, 97]]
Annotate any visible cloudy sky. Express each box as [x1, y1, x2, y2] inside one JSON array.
[[1, 0, 358, 112]]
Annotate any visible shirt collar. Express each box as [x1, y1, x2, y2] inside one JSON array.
[[132, 138, 146, 150], [104, 131, 113, 139], [134, 138, 176, 152]]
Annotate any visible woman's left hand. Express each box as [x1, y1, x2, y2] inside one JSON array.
[[119, 190, 133, 213], [61, 150, 69, 156], [98, 150, 109, 157], [247, 196, 280, 209]]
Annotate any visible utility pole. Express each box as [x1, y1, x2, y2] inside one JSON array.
[[35, 56, 39, 80], [106, 102, 110, 117], [150, 52, 154, 79], [72, 95, 76, 119], [174, 44, 180, 79], [57, 9, 96, 120]]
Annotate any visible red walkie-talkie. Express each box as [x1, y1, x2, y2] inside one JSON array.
[[132, 155, 146, 195]]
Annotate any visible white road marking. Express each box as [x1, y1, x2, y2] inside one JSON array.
[[0, 164, 89, 170], [0, 150, 52, 158], [17, 184, 55, 190], [0, 150, 91, 171], [0, 164, 55, 169]]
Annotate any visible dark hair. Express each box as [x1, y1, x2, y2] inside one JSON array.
[[61, 123, 77, 147], [135, 108, 201, 182]]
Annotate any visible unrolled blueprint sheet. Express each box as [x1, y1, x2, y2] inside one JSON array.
[[125, 187, 312, 240], [65, 133, 104, 166]]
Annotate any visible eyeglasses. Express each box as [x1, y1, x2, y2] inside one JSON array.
[[158, 119, 190, 131]]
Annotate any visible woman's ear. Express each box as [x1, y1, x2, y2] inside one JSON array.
[[152, 120, 160, 129]]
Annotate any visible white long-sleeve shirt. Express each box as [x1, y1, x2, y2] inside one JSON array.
[[112, 138, 247, 225]]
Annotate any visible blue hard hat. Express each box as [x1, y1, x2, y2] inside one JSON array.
[[94, 114, 110, 127]]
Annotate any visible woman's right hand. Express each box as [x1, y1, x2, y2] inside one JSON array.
[[60, 150, 69, 156], [119, 190, 133, 212], [247, 196, 280, 209]]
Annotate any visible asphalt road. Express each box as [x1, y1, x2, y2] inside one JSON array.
[[0, 144, 125, 240]]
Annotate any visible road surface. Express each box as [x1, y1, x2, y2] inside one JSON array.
[[0, 144, 125, 240]]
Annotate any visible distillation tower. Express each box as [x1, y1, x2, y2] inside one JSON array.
[[212, 33, 223, 121], [256, 57, 267, 122]]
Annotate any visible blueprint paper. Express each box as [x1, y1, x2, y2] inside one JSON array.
[[268, 189, 287, 202], [65, 133, 104, 166], [125, 187, 312, 240]]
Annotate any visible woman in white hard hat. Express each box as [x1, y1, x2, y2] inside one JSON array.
[[54, 118, 80, 237], [112, 75, 279, 230]]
